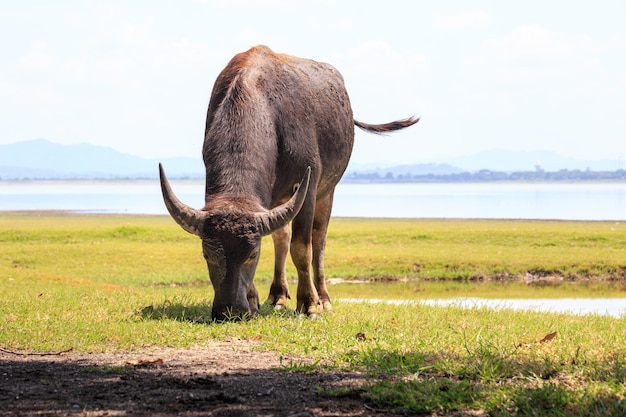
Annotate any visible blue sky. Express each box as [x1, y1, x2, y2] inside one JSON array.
[[1, 1, 625, 165]]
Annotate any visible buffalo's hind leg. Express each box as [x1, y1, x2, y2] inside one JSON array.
[[268, 224, 291, 309], [312, 193, 334, 311]]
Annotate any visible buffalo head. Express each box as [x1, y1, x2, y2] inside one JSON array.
[[158, 164, 311, 321]]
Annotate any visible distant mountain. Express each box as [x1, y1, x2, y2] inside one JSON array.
[[444, 150, 623, 172], [344, 151, 623, 178], [1, 139, 465, 180], [1, 139, 622, 180], [0, 139, 204, 179], [345, 162, 463, 177]]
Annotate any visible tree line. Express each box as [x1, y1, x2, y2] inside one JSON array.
[[343, 169, 626, 183]]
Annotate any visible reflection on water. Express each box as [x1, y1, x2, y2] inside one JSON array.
[[339, 297, 626, 317]]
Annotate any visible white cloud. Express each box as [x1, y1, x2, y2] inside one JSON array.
[[3, 1, 625, 162], [230, 28, 273, 48], [306, 17, 353, 33], [434, 10, 489, 29], [151, 38, 214, 68], [483, 24, 601, 60], [17, 43, 57, 70], [51, 23, 215, 84], [467, 24, 606, 85], [117, 22, 155, 48], [206, 0, 334, 9], [0, 81, 60, 106], [340, 39, 427, 76], [446, 22, 626, 160]]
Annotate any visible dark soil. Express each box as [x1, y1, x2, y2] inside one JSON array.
[[0, 339, 399, 417]]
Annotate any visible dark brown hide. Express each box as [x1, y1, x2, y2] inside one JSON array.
[[160, 45, 418, 320]]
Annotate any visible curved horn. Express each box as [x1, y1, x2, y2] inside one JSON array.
[[159, 163, 205, 236], [255, 167, 311, 236]]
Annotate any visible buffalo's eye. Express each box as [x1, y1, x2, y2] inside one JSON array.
[[248, 251, 259, 260]]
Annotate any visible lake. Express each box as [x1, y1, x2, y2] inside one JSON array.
[[2, 180, 626, 220]]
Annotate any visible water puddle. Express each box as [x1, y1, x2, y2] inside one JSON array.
[[338, 297, 626, 317]]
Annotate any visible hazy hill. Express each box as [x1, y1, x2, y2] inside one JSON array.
[[444, 150, 623, 172], [347, 151, 621, 176], [1, 139, 465, 180], [1, 139, 622, 180], [345, 162, 463, 177], [0, 139, 204, 179]]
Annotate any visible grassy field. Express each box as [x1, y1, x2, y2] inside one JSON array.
[[3, 214, 625, 283], [1, 213, 625, 415]]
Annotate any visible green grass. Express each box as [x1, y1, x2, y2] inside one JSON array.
[[2, 215, 625, 287], [1, 213, 626, 415], [324, 218, 626, 281]]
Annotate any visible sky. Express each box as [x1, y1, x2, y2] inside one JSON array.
[[1, 1, 625, 166]]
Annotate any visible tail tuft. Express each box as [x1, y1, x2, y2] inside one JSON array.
[[354, 116, 419, 135]]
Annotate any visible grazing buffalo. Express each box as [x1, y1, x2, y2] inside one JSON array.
[[159, 45, 418, 320]]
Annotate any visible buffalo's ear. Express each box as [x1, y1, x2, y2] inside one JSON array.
[[159, 163, 207, 236], [255, 167, 311, 236]]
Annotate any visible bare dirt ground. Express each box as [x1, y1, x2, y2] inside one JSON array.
[[0, 339, 405, 417]]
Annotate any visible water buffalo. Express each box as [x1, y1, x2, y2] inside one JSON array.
[[159, 45, 418, 320]]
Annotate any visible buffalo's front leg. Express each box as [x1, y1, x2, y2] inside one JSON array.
[[312, 193, 334, 311], [290, 205, 320, 316], [291, 239, 320, 316], [268, 224, 291, 308]]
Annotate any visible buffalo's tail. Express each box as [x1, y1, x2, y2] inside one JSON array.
[[354, 116, 419, 135]]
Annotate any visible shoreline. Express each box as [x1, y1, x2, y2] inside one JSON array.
[[3, 177, 626, 184], [1, 209, 623, 224]]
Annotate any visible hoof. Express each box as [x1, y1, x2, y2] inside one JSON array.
[[267, 294, 289, 309], [298, 312, 322, 321]]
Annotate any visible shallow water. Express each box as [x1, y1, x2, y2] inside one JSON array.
[[338, 297, 626, 317]]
